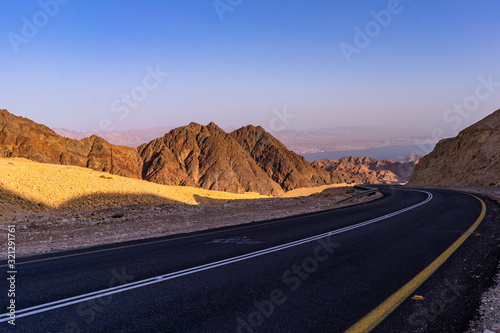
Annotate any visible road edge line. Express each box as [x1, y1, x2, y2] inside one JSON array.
[[344, 193, 487, 333]]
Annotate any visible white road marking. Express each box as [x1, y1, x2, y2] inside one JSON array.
[[207, 236, 262, 245], [0, 190, 432, 322]]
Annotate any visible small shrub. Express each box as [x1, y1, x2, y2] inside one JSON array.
[[107, 177, 113, 179], [99, 175, 107, 179]]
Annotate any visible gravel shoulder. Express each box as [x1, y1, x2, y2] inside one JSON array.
[[461, 187, 500, 333], [467, 261, 500, 333], [409, 185, 500, 333]]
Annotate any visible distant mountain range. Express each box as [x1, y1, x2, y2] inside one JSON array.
[[0, 109, 418, 195], [272, 127, 434, 154], [303, 146, 429, 163], [314, 157, 417, 184], [53, 128, 173, 148], [53, 125, 434, 155]]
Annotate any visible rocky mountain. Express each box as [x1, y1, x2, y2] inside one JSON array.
[[230, 125, 331, 191], [138, 122, 284, 195], [314, 156, 417, 184], [409, 109, 500, 186], [2, 110, 333, 195], [0, 109, 142, 179]]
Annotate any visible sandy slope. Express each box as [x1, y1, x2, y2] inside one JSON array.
[[0, 158, 268, 213], [278, 183, 354, 197]]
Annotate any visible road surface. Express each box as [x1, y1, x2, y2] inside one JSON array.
[[1, 187, 499, 332]]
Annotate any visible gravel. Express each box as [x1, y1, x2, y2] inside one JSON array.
[[466, 262, 500, 333], [0, 189, 382, 258]]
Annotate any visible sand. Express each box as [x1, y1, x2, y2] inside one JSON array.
[[279, 183, 355, 197], [0, 158, 268, 213]]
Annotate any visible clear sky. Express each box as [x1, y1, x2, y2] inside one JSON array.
[[1, 0, 499, 139]]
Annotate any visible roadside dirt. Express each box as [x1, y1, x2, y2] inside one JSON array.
[[278, 183, 355, 197], [1, 188, 381, 258]]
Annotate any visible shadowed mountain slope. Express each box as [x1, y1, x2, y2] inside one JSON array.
[[230, 125, 332, 191]]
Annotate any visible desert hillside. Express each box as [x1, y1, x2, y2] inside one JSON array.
[[138, 122, 286, 195], [0, 109, 142, 179], [409, 109, 500, 186], [1, 109, 332, 195], [0, 158, 267, 213]]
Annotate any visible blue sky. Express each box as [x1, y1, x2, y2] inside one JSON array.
[[1, 0, 499, 139]]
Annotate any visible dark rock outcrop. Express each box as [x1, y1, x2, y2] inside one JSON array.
[[139, 122, 284, 195]]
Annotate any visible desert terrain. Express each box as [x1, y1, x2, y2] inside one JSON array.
[[1, 108, 498, 331], [0, 157, 380, 257], [0, 109, 417, 197]]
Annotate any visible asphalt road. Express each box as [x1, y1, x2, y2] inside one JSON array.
[[1, 187, 499, 332]]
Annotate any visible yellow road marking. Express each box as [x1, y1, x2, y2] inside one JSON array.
[[345, 194, 486, 333], [1, 192, 391, 267]]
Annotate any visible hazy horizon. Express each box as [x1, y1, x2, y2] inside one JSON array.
[[1, 1, 499, 142]]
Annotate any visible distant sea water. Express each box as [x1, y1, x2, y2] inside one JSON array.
[[301, 144, 436, 162]]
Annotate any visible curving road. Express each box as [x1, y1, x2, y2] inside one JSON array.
[[1, 187, 499, 332]]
